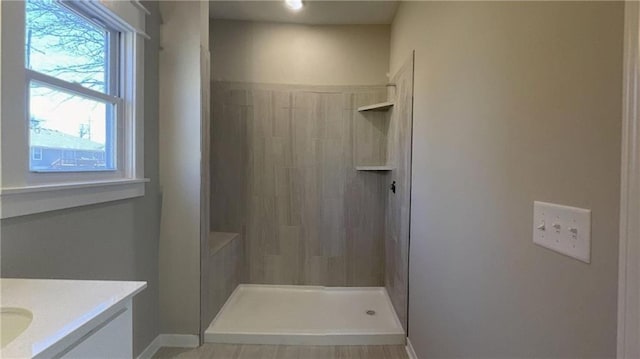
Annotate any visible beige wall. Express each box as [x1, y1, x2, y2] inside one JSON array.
[[210, 20, 390, 86], [391, 2, 623, 357], [158, 0, 207, 336]]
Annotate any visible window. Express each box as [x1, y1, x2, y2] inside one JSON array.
[[25, 0, 118, 172], [0, 0, 150, 218], [32, 147, 42, 161]]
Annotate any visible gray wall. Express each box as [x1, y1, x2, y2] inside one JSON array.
[[157, 0, 207, 336], [211, 82, 388, 286], [390, 2, 623, 357], [0, 1, 161, 356]]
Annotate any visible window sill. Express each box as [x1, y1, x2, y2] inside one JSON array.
[[0, 178, 150, 219]]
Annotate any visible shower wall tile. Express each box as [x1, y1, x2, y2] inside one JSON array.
[[384, 54, 414, 331], [203, 233, 244, 331], [327, 256, 346, 286], [211, 81, 387, 287], [306, 255, 329, 285]]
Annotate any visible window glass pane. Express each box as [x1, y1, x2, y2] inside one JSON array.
[[25, 0, 109, 93], [29, 82, 115, 172]]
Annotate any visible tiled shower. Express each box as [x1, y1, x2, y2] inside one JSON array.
[[203, 53, 414, 344]]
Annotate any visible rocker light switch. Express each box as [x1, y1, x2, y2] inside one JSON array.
[[533, 201, 591, 263]]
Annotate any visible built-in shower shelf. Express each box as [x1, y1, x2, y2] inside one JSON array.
[[355, 165, 394, 171], [357, 101, 394, 112], [209, 231, 240, 256]]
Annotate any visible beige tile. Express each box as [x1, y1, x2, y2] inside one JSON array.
[[384, 55, 414, 331], [211, 83, 390, 288]]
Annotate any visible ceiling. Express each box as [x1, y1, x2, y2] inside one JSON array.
[[209, 1, 399, 25]]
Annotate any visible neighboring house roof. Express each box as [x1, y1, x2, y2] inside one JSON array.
[[30, 128, 105, 151]]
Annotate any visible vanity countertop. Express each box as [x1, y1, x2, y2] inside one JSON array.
[[0, 278, 146, 358]]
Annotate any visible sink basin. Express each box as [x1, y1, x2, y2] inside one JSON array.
[[1, 307, 33, 348]]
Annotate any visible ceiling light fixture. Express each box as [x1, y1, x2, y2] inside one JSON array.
[[285, 0, 303, 11]]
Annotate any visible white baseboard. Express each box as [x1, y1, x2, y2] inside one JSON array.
[[137, 334, 199, 359], [406, 337, 418, 359], [137, 336, 163, 359]]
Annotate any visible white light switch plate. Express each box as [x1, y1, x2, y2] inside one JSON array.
[[533, 201, 591, 263]]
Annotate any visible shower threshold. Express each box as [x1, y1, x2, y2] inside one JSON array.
[[204, 285, 406, 346]]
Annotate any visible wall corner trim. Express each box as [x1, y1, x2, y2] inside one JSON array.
[[136, 334, 199, 359], [406, 338, 418, 359], [618, 2, 640, 358]]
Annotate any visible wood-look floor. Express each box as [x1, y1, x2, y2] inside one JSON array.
[[153, 344, 409, 359]]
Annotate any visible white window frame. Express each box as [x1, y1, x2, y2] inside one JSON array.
[[0, 0, 150, 218]]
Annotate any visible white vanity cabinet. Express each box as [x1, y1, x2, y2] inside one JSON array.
[[57, 300, 133, 359], [0, 279, 146, 359]]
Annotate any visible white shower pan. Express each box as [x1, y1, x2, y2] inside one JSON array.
[[204, 285, 405, 346]]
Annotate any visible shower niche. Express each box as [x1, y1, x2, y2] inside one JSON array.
[[354, 90, 395, 171]]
